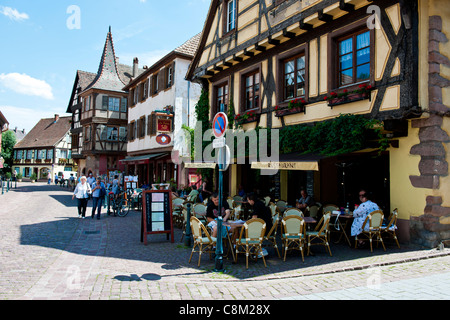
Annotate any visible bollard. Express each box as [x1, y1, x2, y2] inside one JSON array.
[[184, 203, 192, 247], [7, 179, 10, 192], [1, 180, 3, 195]]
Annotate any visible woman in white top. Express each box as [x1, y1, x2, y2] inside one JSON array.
[[72, 176, 92, 218], [351, 190, 380, 245]]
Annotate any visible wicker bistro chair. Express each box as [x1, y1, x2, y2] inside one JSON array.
[[276, 200, 288, 213], [193, 203, 207, 224], [189, 216, 217, 267], [308, 205, 321, 219], [234, 218, 267, 269], [172, 198, 185, 227], [381, 208, 400, 248], [281, 216, 306, 262], [284, 208, 304, 218], [306, 212, 332, 256], [355, 210, 386, 252], [264, 219, 281, 258]]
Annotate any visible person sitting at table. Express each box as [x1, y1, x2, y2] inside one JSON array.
[[247, 193, 273, 236], [141, 181, 150, 189], [296, 189, 315, 212], [186, 185, 199, 202], [351, 189, 380, 248], [206, 193, 231, 237]]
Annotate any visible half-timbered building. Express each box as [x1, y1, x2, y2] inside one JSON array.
[[66, 28, 144, 177], [187, 0, 450, 246]]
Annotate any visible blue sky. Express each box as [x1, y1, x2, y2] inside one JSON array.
[[0, 0, 210, 133]]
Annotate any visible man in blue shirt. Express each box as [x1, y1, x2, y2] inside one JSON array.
[[91, 177, 106, 220]]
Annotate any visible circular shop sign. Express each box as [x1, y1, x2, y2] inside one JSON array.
[[156, 134, 172, 145]]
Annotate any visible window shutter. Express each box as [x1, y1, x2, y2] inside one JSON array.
[[128, 91, 132, 107], [170, 62, 175, 87], [147, 114, 152, 136], [162, 68, 167, 90], [151, 113, 157, 135], [158, 70, 164, 92], [127, 124, 132, 141]]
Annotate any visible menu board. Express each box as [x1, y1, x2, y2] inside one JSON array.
[[141, 190, 174, 244]]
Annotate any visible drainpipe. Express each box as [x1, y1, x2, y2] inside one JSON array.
[[187, 80, 191, 127]]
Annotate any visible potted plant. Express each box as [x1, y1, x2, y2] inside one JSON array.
[[30, 173, 37, 183], [16, 173, 23, 182]]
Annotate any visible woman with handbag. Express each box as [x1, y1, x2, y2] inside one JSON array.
[[91, 177, 106, 220], [72, 176, 91, 219]]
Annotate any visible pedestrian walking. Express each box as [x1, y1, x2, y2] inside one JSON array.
[[91, 177, 106, 220], [72, 176, 92, 219], [54, 174, 59, 185], [87, 172, 96, 186]]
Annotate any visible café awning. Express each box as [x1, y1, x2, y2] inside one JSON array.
[[251, 153, 327, 172], [120, 153, 168, 165]]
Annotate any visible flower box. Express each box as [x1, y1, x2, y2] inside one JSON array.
[[325, 84, 373, 108], [235, 111, 260, 125], [275, 98, 308, 117]]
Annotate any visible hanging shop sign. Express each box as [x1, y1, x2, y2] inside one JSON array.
[[157, 118, 172, 133]]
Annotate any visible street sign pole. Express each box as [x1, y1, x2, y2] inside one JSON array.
[[213, 103, 227, 273]]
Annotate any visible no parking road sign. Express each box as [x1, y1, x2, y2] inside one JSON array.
[[212, 112, 228, 138]]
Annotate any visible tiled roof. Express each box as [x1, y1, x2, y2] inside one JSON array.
[[77, 70, 97, 91], [174, 33, 201, 57], [14, 116, 71, 149]]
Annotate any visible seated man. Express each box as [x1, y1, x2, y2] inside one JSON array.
[[205, 193, 231, 237], [296, 189, 315, 212]]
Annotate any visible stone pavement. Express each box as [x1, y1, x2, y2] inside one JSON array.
[[1, 182, 450, 301]]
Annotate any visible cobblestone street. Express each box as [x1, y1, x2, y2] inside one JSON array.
[[1, 182, 450, 302]]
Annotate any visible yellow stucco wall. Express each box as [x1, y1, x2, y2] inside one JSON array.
[[389, 122, 425, 220]]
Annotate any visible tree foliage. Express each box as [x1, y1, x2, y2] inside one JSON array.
[[1, 131, 17, 174]]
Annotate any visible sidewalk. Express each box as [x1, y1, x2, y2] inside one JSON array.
[[1, 182, 450, 300]]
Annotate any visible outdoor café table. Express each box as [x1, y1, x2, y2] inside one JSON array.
[[222, 220, 245, 261], [331, 211, 354, 247]]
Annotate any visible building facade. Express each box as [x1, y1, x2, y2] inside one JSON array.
[[187, 0, 450, 247], [121, 34, 202, 188], [12, 115, 73, 180], [66, 28, 143, 178]]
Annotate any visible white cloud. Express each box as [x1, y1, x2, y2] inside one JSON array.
[[0, 73, 54, 100], [0, 6, 29, 21]]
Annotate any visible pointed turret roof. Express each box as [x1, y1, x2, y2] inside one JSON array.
[[84, 27, 127, 93]]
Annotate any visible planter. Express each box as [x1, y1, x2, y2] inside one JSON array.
[[235, 113, 260, 126], [275, 105, 306, 117], [327, 92, 370, 107]]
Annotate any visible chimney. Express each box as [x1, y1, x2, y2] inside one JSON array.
[[54, 114, 59, 123], [133, 57, 139, 78]]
